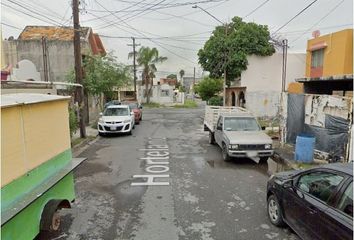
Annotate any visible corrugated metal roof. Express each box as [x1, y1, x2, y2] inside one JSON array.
[[18, 26, 90, 41], [1, 93, 71, 108]]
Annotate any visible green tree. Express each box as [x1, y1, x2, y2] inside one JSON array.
[[166, 74, 177, 79], [179, 69, 185, 81], [194, 77, 223, 101], [82, 53, 131, 110], [129, 47, 167, 103], [198, 17, 275, 85]]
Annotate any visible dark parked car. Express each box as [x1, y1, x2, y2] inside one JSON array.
[[267, 163, 353, 240]]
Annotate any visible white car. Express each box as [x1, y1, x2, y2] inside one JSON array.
[[98, 105, 135, 136]]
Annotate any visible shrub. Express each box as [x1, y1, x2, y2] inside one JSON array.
[[69, 107, 78, 137], [208, 96, 223, 106]]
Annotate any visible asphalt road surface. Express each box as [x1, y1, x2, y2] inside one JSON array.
[[38, 104, 299, 240]]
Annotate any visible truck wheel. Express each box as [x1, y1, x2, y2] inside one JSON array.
[[222, 143, 231, 162], [208, 132, 215, 144], [40, 200, 70, 232]]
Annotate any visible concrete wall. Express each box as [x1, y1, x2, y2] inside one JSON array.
[[238, 53, 305, 117], [139, 84, 178, 104], [245, 91, 281, 117], [241, 53, 306, 92], [3, 40, 91, 83]]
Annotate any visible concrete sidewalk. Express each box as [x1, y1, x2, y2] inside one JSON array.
[[271, 140, 328, 170]]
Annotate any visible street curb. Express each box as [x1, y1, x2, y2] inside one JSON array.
[[271, 150, 299, 170], [72, 135, 98, 157]]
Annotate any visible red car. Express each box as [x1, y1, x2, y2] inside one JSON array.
[[124, 102, 143, 124]]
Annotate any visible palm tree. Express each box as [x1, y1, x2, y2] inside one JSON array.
[[129, 47, 167, 103], [179, 69, 185, 81]]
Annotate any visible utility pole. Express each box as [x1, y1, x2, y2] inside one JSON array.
[[223, 24, 228, 106], [128, 37, 140, 100], [281, 39, 288, 92], [193, 67, 196, 100], [72, 0, 86, 138], [41, 36, 48, 82]]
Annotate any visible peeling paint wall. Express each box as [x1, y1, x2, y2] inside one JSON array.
[[304, 95, 351, 127]]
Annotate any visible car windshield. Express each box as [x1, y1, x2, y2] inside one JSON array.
[[128, 103, 138, 109], [224, 117, 260, 131], [103, 107, 129, 116]]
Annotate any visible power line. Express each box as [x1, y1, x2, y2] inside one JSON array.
[[279, 23, 353, 35], [94, 1, 198, 64], [273, 0, 318, 34], [2, 22, 22, 30], [243, 0, 271, 19], [289, 0, 346, 44], [154, 0, 230, 20], [4, 0, 64, 26], [86, 0, 223, 12], [2, 3, 59, 26]]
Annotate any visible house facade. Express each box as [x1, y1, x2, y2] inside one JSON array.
[[296, 29, 353, 96], [284, 29, 353, 161], [3, 26, 105, 84], [225, 53, 306, 117]]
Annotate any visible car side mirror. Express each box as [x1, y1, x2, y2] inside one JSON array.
[[217, 125, 222, 130], [139, 106, 143, 109], [99, 112, 103, 117], [282, 179, 293, 189]]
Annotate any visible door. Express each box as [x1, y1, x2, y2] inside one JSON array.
[[323, 181, 353, 240], [214, 116, 223, 147], [282, 170, 345, 240]]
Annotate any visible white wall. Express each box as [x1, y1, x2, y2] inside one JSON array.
[[240, 53, 305, 117], [241, 53, 306, 92]]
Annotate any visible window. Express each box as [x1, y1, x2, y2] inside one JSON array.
[[161, 89, 170, 97], [223, 117, 260, 131], [103, 107, 129, 116], [217, 117, 223, 129], [311, 49, 324, 68], [337, 182, 353, 218], [297, 171, 344, 203]]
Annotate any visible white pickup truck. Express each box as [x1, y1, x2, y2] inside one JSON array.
[[204, 106, 274, 163]]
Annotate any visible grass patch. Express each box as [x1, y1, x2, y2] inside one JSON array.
[[173, 100, 198, 108], [71, 135, 96, 147], [143, 102, 162, 108], [71, 137, 85, 147]]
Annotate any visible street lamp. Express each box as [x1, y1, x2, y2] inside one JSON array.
[[193, 5, 227, 106]]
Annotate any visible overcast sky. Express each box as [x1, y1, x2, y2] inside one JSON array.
[[2, 0, 353, 79]]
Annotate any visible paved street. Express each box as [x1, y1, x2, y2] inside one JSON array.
[[41, 105, 298, 240]]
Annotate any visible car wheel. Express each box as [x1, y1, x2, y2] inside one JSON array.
[[267, 194, 285, 227], [136, 120, 140, 125], [260, 157, 269, 163], [208, 132, 215, 145], [222, 143, 231, 162], [140, 115, 142, 121]]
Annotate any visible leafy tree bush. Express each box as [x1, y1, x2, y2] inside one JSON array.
[[198, 17, 275, 85], [208, 96, 223, 106], [69, 107, 78, 137], [194, 77, 223, 101], [166, 74, 177, 79]]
